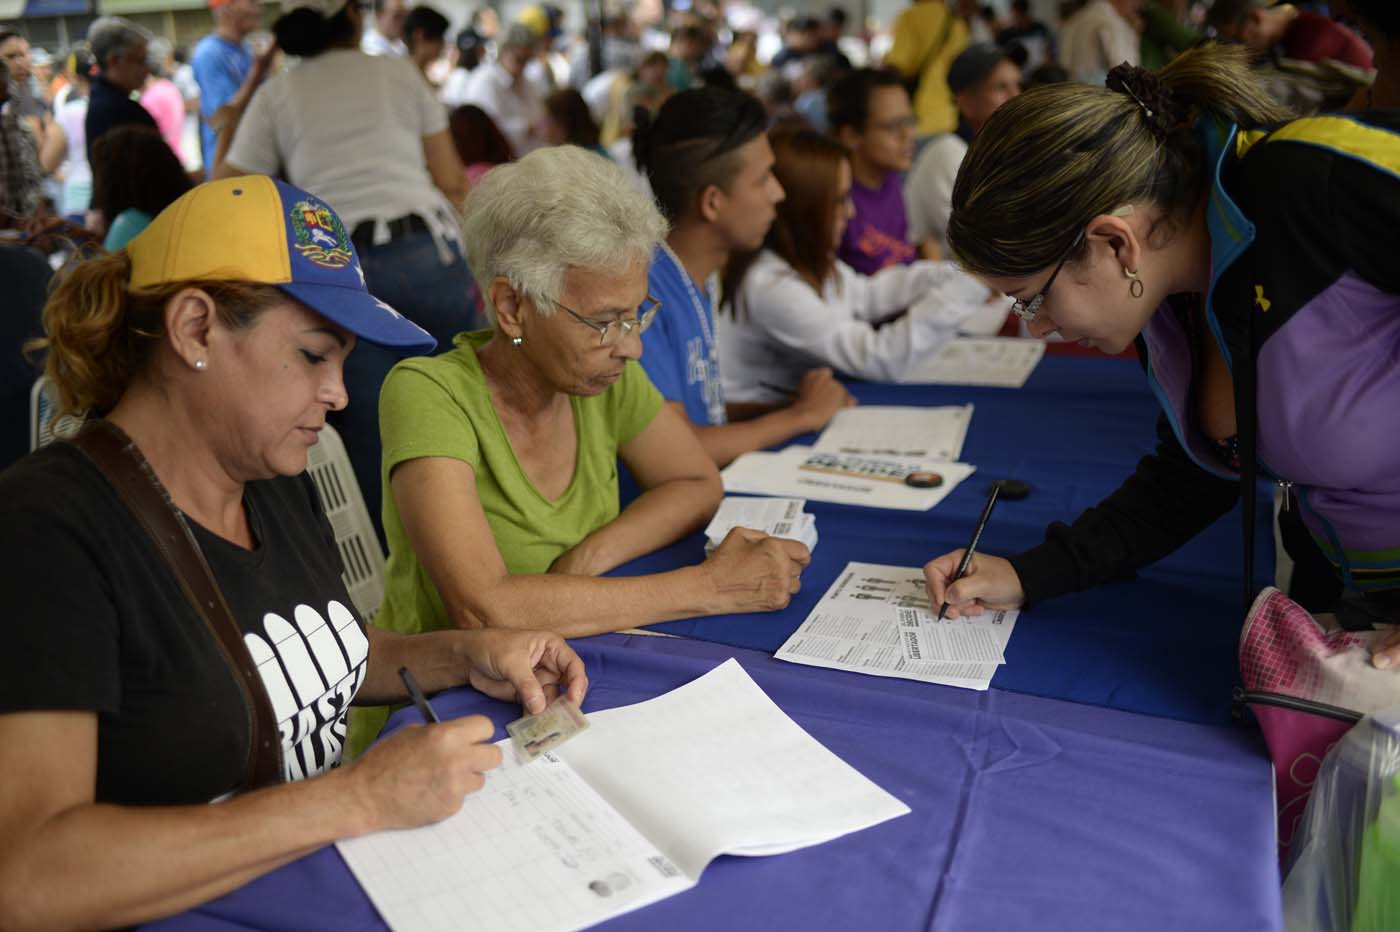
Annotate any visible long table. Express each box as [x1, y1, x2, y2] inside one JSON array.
[[143, 635, 1282, 932], [622, 354, 1275, 725]]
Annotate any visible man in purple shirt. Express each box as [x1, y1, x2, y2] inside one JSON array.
[[829, 67, 935, 275]]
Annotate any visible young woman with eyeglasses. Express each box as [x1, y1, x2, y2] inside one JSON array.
[[922, 43, 1400, 668]]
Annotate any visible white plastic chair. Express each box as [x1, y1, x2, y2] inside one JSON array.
[[306, 424, 387, 623], [29, 376, 85, 451]]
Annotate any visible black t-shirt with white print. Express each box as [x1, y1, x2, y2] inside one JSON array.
[[0, 441, 369, 805]]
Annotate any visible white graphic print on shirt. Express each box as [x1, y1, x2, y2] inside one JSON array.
[[243, 600, 370, 781], [685, 335, 727, 425]]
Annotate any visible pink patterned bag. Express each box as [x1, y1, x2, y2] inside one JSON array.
[[1238, 587, 1400, 861]]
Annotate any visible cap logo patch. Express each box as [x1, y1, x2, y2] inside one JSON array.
[[290, 199, 354, 269]]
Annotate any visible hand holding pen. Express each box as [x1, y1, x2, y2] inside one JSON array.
[[923, 486, 1027, 619]]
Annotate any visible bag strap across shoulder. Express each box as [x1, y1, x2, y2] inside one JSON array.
[[70, 419, 283, 792]]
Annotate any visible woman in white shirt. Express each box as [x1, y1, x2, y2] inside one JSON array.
[[38, 48, 95, 224], [215, 0, 476, 539], [719, 128, 994, 405]]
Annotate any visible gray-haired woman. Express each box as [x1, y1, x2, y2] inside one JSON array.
[[350, 147, 811, 754]]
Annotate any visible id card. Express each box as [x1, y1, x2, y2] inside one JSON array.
[[507, 697, 589, 763]]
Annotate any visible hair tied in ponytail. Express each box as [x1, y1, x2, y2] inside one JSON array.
[[1106, 63, 1181, 140]]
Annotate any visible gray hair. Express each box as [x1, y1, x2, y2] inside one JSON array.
[[146, 37, 172, 77], [462, 146, 668, 324], [88, 16, 150, 72], [499, 23, 537, 54]]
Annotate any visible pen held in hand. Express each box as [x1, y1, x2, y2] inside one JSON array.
[[398, 666, 440, 724], [938, 484, 1000, 621]]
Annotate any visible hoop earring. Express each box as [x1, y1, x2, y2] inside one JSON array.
[[1124, 268, 1144, 299], [511, 335, 524, 347]]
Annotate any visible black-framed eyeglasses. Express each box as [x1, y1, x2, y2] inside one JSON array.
[[553, 295, 662, 346], [1011, 230, 1085, 324]]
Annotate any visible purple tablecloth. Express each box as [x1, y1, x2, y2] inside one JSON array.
[[620, 355, 1276, 726], [144, 634, 1281, 932]]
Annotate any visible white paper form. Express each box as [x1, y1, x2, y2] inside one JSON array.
[[703, 496, 817, 553], [894, 606, 1009, 665], [897, 338, 1046, 388], [336, 749, 689, 932], [721, 445, 975, 511], [775, 562, 1019, 691], [812, 404, 972, 461], [557, 659, 909, 879], [337, 660, 909, 932]]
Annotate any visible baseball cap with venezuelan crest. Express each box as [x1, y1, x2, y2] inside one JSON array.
[[126, 175, 436, 353]]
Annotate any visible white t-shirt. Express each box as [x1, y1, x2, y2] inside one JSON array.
[[904, 133, 968, 253], [460, 60, 542, 156], [1059, 0, 1140, 86], [440, 67, 475, 108], [719, 250, 991, 403], [55, 97, 92, 215], [361, 27, 407, 58], [227, 49, 449, 229]]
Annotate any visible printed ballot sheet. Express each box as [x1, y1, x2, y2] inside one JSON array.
[[703, 496, 817, 554], [721, 445, 975, 511], [894, 606, 1008, 665], [897, 338, 1046, 389], [775, 562, 1018, 690], [812, 404, 972, 460], [337, 660, 909, 932]]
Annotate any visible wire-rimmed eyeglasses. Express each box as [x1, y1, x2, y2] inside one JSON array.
[[1011, 230, 1086, 324], [553, 295, 662, 346]]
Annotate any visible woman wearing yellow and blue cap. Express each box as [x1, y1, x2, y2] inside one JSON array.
[[213, 0, 476, 539], [0, 177, 587, 928]]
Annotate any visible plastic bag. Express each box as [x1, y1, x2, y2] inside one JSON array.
[[1281, 705, 1400, 932]]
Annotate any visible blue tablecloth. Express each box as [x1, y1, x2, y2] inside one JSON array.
[[622, 355, 1275, 725], [143, 635, 1281, 932]]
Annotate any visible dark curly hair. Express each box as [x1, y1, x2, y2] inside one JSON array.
[[89, 126, 193, 228]]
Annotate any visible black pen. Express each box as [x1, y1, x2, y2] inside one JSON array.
[[398, 666, 440, 724], [938, 484, 1000, 620]]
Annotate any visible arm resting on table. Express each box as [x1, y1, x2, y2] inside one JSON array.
[[0, 712, 369, 932], [391, 455, 727, 637]]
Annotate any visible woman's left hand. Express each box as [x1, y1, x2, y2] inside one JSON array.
[[458, 629, 589, 714], [1370, 626, 1400, 670]]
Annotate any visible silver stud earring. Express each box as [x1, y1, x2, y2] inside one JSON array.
[[511, 335, 524, 347], [1124, 268, 1144, 299], [194, 359, 208, 370]]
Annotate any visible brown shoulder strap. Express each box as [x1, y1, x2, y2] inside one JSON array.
[[71, 419, 283, 792]]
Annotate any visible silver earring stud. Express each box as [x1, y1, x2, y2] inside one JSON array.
[[194, 359, 207, 370], [511, 335, 523, 347]]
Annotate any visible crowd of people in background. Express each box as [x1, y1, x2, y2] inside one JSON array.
[[1, 0, 1393, 541], [1, 0, 1392, 511], [1, 1, 1386, 254]]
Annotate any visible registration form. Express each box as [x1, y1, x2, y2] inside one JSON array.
[[775, 562, 1018, 690]]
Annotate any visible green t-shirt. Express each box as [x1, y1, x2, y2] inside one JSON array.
[[374, 329, 664, 639]]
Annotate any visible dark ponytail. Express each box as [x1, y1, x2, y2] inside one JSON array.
[[273, 3, 355, 59], [947, 42, 1292, 279]]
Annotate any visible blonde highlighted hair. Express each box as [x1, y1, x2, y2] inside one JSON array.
[[28, 250, 285, 418], [947, 43, 1292, 278]]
